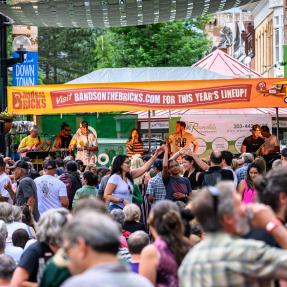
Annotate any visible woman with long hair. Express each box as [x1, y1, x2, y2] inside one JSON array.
[[126, 129, 144, 158], [238, 162, 263, 204], [139, 200, 190, 287], [104, 148, 163, 211]]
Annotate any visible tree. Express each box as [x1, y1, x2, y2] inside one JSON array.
[[96, 18, 211, 68], [38, 28, 101, 84]]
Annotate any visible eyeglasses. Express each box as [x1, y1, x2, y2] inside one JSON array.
[[124, 160, 131, 165]]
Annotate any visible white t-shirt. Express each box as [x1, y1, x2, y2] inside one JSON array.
[[0, 173, 13, 204], [5, 245, 23, 264], [34, 175, 67, 215], [107, 174, 133, 203], [6, 222, 30, 246]]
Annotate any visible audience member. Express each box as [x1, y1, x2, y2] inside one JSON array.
[[221, 150, 237, 186], [0, 254, 16, 286], [235, 152, 254, 183], [197, 151, 233, 187], [12, 229, 29, 249], [72, 171, 97, 208], [6, 160, 40, 221], [162, 145, 191, 203], [11, 208, 69, 286], [146, 159, 166, 205], [61, 211, 153, 287], [237, 162, 262, 204], [179, 182, 287, 287], [139, 200, 190, 287], [123, 204, 146, 233], [35, 159, 69, 215], [59, 161, 82, 210], [127, 231, 149, 273]]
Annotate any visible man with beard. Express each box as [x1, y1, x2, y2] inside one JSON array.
[[179, 181, 287, 287]]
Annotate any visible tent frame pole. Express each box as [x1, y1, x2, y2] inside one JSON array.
[[275, 107, 279, 140]]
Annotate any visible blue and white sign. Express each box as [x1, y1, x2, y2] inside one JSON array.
[[12, 51, 38, 86]]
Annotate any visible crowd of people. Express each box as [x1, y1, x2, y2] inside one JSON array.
[[1, 121, 287, 287]]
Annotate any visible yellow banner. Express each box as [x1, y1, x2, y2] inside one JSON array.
[[8, 78, 287, 115]]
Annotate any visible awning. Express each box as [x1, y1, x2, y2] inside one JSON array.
[[67, 67, 231, 84], [192, 49, 262, 78], [124, 108, 287, 119], [0, 0, 259, 28], [7, 78, 287, 115]]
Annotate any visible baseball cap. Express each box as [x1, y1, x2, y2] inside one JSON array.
[[9, 160, 30, 170], [281, 148, 287, 159], [43, 159, 56, 170], [152, 159, 163, 171]]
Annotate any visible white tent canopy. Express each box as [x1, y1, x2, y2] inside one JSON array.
[[67, 67, 231, 84]]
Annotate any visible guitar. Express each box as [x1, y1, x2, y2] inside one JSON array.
[[19, 140, 51, 158]]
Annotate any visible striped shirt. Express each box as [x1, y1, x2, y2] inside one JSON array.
[[179, 232, 287, 287], [126, 140, 144, 157]]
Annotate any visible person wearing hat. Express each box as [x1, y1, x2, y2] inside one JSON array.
[[5, 160, 39, 221], [146, 159, 166, 205], [18, 125, 45, 158], [34, 159, 69, 216], [241, 124, 265, 155], [69, 121, 98, 167]]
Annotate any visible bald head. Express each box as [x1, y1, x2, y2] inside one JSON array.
[[210, 151, 222, 166]]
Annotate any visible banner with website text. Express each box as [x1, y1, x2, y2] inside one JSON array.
[[8, 78, 287, 115]]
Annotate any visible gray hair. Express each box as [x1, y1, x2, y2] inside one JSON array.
[[241, 153, 254, 164], [192, 181, 235, 232], [0, 255, 16, 279], [123, 204, 141, 222], [12, 206, 22, 222], [63, 211, 120, 254], [110, 209, 125, 228], [0, 203, 13, 223], [272, 159, 282, 169], [127, 231, 149, 254], [36, 208, 69, 246], [0, 220, 7, 238]]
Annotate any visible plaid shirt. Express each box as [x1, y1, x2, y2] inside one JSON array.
[[235, 164, 249, 183], [179, 232, 287, 287], [146, 172, 166, 203]]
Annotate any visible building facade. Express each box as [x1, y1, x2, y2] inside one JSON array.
[[253, 0, 285, 77]]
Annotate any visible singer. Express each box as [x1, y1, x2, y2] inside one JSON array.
[[69, 121, 98, 166], [168, 121, 198, 155], [126, 128, 144, 157]]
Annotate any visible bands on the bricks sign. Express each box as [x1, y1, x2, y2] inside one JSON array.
[[7, 78, 287, 115]]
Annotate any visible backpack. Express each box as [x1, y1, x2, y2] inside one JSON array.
[[202, 170, 222, 187]]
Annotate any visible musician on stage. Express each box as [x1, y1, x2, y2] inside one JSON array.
[[69, 121, 98, 166], [241, 124, 265, 155], [54, 122, 73, 150], [18, 125, 45, 158], [18, 125, 45, 168], [168, 121, 198, 155]]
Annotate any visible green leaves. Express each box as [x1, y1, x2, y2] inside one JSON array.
[[96, 19, 211, 68]]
